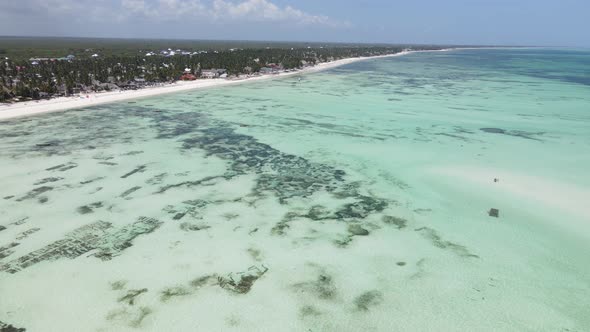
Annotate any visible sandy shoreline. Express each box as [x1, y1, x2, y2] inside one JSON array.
[[0, 50, 434, 121]]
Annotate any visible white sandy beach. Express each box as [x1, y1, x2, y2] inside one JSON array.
[[0, 52, 420, 121]]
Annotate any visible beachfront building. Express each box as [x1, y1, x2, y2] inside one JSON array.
[[200, 69, 227, 79], [180, 73, 197, 81], [260, 63, 284, 75], [134, 77, 147, 86], [259, 67, 273, 74], [201, 70, 217, 79]]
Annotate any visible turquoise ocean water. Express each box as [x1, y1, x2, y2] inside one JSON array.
[[1, 49, 589, 331]]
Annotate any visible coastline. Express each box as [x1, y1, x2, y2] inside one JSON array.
[[1, 45, 588, 331], [0, 50, 430, 121]]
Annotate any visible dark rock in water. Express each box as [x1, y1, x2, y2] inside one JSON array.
[[354, 290, 383, 311], [396, 262, 406, 266], [77, 205, 94, 214], [489, 208, 500, 218], [122, 151, 144, 156], [121, 165, 147, 179], [3, 196, 14, 200], [120, 186, 142, 198], [291, 273, 337, 300], [0, 320, 26, 332], [35, 141, 58, 147], [155, 176, 223, 194], [45, 162, 78, 172], [271, 212, 298, 236], [348, 224, 369, 236], [480, 128, 543, 141], [218, 265, 268, 294], [37, 196, 48, 204], [160, 287, 191, 302], [15, 228, 40, 241], [146, 173, 167, 185], [173, 212, 186, 220], [46, 163, 67, 171], [382, 215, 407, 229], [16, 186, 53, 202], [335, 196, 388, 220], [415, 227, 479, 258], [190, 275, 215, 289], [0, 242, 19, 259], [299, 305, 322, 318], [180, 223, 210, 231], [118, 288, 148, 305], [110, 280, 127, 290], [80, 177, 105, 185], [0, 225, 6, 232], [304, 205, 332, 220], [480, 128, 506, 134], [334, 236, 353, 248], [34, 177, 64, 185], [59, 165, 77, 172]]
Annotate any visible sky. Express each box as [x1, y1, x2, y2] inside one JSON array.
[[0, 0, 589, 46]]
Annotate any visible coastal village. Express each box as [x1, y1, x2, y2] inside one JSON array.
[[0, 45, 418, 103]]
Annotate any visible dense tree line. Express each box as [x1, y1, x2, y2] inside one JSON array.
[[0, 46, 439, 102]]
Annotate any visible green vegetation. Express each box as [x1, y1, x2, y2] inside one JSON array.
[[0, 37, 447, 102]]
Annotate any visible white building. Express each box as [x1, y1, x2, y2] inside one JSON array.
[[201, 69, 227, 79]]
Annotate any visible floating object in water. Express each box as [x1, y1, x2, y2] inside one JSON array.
[[494, 178, 499, 183], [36, 142, 57, 147], [488, 208, 499, 218]]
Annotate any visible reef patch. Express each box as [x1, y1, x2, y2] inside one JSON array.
[[0, 217, 162, 273]]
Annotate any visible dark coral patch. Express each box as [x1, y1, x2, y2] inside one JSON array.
[[354, 290, 384, 311]]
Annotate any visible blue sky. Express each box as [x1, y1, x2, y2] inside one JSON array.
[[0, 0, 588, 46]]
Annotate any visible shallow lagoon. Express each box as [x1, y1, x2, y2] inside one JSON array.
[[1, 49, 589, 331]]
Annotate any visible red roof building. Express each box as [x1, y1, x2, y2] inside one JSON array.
[[180, 73, 197, 81]]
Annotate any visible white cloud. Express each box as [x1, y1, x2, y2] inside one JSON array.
[[0, 0, 350, 29], [121, 0, 207, 19], [118, 0, 349, 27], [210, 0, 345, 27]]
